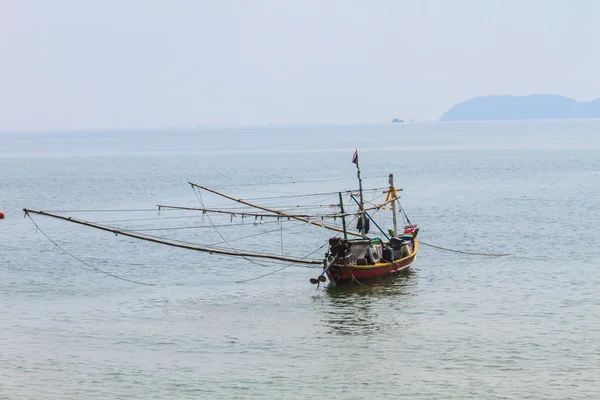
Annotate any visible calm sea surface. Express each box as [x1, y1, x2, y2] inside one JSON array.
[[1, 121, 599, 399]]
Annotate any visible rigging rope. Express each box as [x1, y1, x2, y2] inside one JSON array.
[[113, 225, 310, 264], [199, 187, 388, 202], [349, 269, 367, 288], [203, 220, 323, 251], [210, 175, 390, 188], [194, 187, 275, 269], [235, 242, 328, 283], [419, 241, 511, 257], [25, 211, 156, 286]]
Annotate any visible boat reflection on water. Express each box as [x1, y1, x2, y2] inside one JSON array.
[[318, 270, 417, 336], [325, 270, 417, 297]]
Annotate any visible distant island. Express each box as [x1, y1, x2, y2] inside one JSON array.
[[439, 94, 600, 121]]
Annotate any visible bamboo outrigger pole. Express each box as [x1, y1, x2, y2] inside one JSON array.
[[156, 205, 361, 220], [189, 182, 365, 237], [23, 209, 322, 265]]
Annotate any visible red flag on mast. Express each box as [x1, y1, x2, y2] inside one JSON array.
[[351, 149, 358, 165]]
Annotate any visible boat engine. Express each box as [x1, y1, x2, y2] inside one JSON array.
[[328, 237, 351, 260]]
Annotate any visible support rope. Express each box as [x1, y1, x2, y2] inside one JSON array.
[[419, 240, 511, 257], [25, 211, 155, 286], [211, 177, 390, 188], [235, 242, 328, 283], [193, 187, 274, 268]]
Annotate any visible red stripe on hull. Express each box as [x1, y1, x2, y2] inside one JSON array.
[[326, 253, 416, 283]]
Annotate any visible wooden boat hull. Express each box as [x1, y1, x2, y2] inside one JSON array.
[[326, 239, 418, 284]]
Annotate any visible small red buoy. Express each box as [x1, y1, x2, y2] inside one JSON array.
[[0, 211, 4, 219]]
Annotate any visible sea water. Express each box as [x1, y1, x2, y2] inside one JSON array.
[[1, 120, 599, 399]]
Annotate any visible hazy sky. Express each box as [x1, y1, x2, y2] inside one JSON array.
[[1, 0, 599, 131]]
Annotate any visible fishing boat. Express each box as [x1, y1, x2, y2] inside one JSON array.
[[23, 150, 418, 286], [310, 150, 419, 285], [318, 225, 418, 284]]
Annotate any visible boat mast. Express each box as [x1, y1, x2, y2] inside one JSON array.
[[354, 152, 367, 239], [389, 173, 398, 236]]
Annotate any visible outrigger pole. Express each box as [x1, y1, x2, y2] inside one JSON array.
[[156, 205, 360, 220], [23, 209, 322, 265]]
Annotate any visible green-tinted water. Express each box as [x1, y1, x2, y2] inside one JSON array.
[[1, 121, 599, 399]]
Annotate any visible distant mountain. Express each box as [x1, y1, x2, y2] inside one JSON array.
[[439, 94, 600, 121]]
